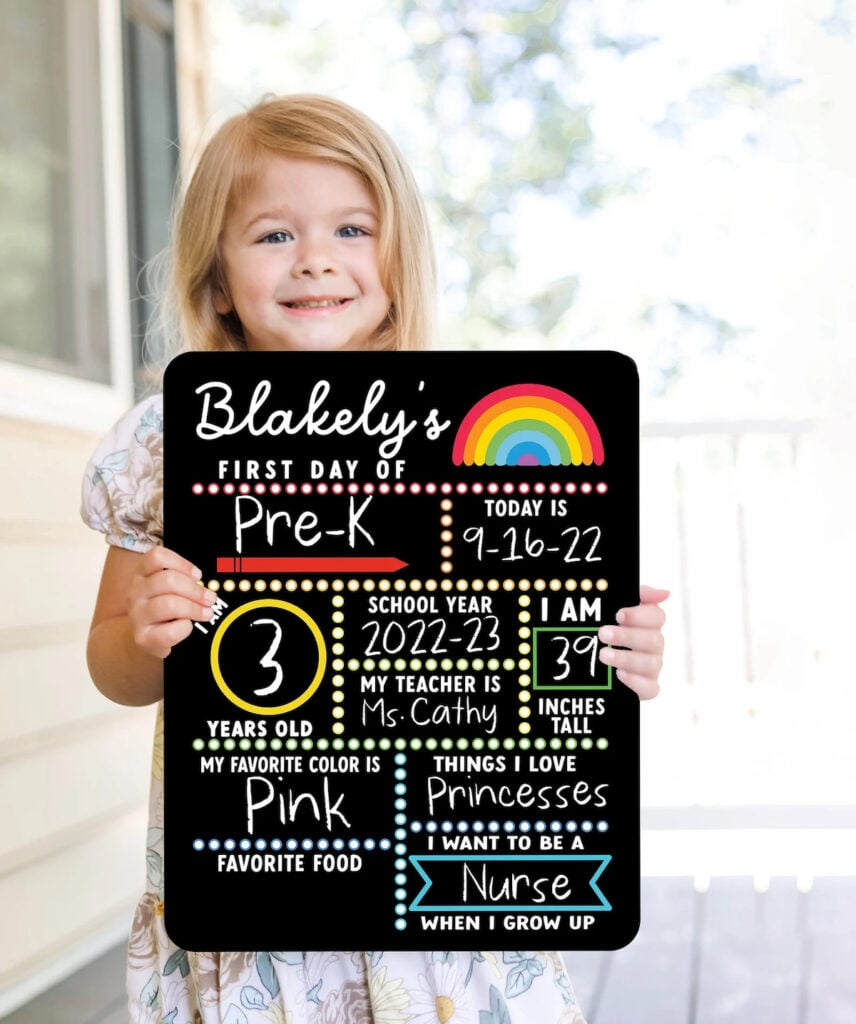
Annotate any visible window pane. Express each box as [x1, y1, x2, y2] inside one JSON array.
[[124, 8, 178, 390], [0, 1, 110, 382]]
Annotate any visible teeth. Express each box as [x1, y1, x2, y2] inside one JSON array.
[[286, 299, 345, 308]]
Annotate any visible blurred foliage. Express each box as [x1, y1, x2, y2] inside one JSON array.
[[395, 0, 607, 348], [226, 0, 803, 370]]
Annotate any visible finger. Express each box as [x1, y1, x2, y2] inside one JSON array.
[[599, 644, 662, 677], [598, 623, 663, 654], [140, 593, 215, 628], [639, 585, 670, 605], [599, 645, 662, 687], [141, 544, 203, 581], [615, 668, 660, 701], [141, 618, 195, 660], [137, 569, 216, 610], [615, 602, 666, 629]]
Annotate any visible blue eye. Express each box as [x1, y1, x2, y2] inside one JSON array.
[[260, 230, 291, 244], [337, 225, 369, 238]]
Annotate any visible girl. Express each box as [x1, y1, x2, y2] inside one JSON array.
[[82, 94, 668, 1024]]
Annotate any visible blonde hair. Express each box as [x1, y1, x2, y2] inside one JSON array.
[[168, 94, 436, 355]]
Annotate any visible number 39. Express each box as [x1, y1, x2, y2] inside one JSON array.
[[551, 633, 599, 680]]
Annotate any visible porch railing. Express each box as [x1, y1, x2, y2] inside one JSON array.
[[636, 419, 855, 875]]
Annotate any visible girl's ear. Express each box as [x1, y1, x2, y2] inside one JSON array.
[[213, 288, 232, 315]]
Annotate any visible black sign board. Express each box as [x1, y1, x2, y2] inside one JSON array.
[[163, 350, 640, 951]]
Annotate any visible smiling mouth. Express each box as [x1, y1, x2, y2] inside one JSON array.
[[282, 298, 351, 309]]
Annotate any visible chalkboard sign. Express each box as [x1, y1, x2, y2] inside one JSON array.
[[163, 350, 640, 951]]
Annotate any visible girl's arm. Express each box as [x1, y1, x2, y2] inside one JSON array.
[[88, 547, 668, 705], [86, 545, 217, 706], [598, 585, 670, 700]]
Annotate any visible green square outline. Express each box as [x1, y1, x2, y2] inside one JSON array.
[[532, 626, 613, 691]]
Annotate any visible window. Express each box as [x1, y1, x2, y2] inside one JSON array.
[[0, 1, 110, 383], [122, 0, 179, 394]]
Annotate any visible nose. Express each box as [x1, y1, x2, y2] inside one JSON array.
[[292, 233, 335, 278]]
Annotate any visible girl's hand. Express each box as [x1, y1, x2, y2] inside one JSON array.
[[597, 585, 670, 700], [127, 545, 216, 659]]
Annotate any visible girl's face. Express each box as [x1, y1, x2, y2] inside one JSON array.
[[214, 155, 390, 352]]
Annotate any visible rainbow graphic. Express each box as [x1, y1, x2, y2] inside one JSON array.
[[452, 383, 604, 467]]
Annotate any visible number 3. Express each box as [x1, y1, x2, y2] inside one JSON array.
[[251, 617, 283, 695]]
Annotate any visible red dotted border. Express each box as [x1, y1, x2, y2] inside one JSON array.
[[192, 480, 608, 497]]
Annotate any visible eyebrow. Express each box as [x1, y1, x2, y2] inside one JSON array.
[[241, 206, 379, 233]]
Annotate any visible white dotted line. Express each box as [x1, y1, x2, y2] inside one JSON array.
[[192, 480, 608, 497], [193, 821, 609, 851], [411, 820, 608, 835]]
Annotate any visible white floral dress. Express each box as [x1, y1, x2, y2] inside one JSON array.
[[81, 395, 589, 1024]]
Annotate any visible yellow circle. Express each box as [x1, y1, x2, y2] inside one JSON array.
[[210, 599, 327, 716]]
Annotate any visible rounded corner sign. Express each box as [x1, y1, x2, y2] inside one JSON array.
[[163, 350, 640, 951]]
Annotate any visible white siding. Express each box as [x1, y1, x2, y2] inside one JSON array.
[[0, 1, 210, 1013], [0, 416, 156, 1009]]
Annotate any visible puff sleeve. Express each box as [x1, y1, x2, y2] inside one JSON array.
[[80, 393, 164, 552]]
